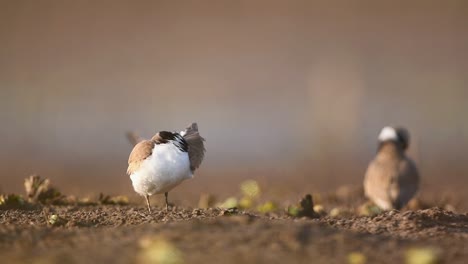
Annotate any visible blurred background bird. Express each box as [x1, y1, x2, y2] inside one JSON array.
[[364, 126, 419, 210], [127, 123, 205, 212]]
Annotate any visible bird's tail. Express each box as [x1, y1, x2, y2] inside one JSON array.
[[182, 123, 206, 172], [126, 131, 144, 146]]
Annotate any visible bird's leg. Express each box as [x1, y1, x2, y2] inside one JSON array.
[[165, 192, 170, 211], [145, 195, 152, 213]]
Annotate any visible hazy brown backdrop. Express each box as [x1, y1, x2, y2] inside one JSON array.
[[1, 1, 467, 202]]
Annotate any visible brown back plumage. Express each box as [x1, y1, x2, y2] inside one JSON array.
[[127, 140, 155, 175], [182, 123, 206, 172], [364, 142, 419, 210]]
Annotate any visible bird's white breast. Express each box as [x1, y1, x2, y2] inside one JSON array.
[[130, 142, 192, 196]]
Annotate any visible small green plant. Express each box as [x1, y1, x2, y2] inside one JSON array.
[[329, 207, 353, 218], [240, 180, 260, 199], [217, 180, 281, 214], [218, 197, 238, 209], [287, 194, 319, 218], [98, 193, 129, 205], [287, 205, 300, 216], [47, 214, 68, 227], [24, 174, 64, 204], [239, 197, 253, 209], [358, 202, 383, 216], [256, 201, 278, 213], [0, 194, 26, 209]]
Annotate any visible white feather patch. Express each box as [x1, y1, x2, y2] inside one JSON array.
[[130, 142, 192, 196], [378, 126, 398, 142]]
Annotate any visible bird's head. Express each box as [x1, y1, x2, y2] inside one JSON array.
[[378, 126, 410, 151]]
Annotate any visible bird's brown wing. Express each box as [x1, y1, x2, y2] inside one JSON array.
[[127, 140, 155, 175], [394, 157, 419, 208], [182, 123, 206, 172], [364, 158, 397, 210]]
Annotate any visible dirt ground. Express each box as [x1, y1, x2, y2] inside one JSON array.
[[1, 189, 467, 264]]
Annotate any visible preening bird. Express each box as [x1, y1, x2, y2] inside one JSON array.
[[127, 123, 205, 212], [364, 126, 419, 210]]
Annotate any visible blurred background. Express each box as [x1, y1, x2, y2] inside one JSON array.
[[0, 1, 467, 203]]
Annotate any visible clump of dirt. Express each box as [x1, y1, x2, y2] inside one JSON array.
[[287, 194, 320, 218]]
